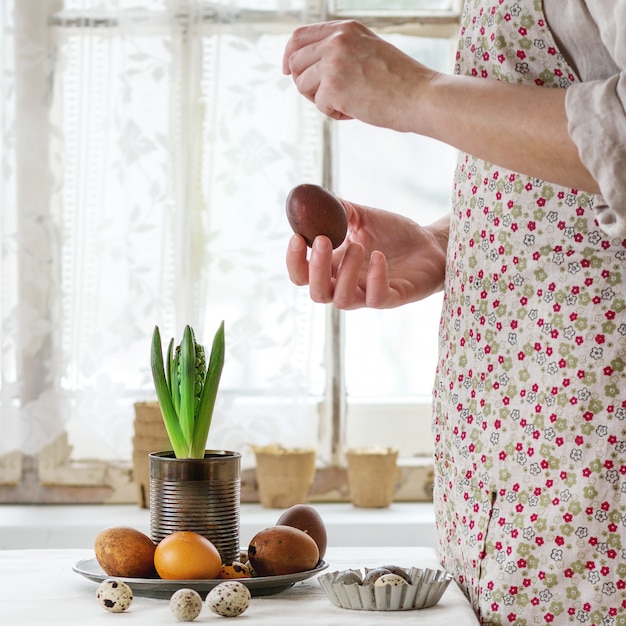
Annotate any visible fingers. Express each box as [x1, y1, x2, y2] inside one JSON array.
[[333, 244, 366, 308], [287, 234, 391, 309], [290, 62, 321, 107], [285, 235, 310, 286], [332, 248, 392, 309], [308, 236, 336, 303], [285, 234, 340, 303], [282, 21, 341, 75], [283, 22, 359, 121], [284, 34, 326, 111], [364, 251, 393, 308]]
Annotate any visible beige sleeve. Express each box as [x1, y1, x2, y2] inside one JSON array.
[[564, 1, 626, 239]]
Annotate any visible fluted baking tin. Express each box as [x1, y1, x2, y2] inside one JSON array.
[[318, 567, 453, 611]]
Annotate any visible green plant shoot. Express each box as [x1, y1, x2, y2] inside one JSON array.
[[150, 322, 225, 458]]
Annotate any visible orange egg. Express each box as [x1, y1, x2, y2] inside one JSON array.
[[154, 531, 222, 580], [218, 561, 252, 579]]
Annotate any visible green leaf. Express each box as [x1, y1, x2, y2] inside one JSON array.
[[165, 338, 174, 396], [170, 339, 180, 418], [178, 325, 197, 454], [191, 320, 225, 458], [150, 326, 187, 458]]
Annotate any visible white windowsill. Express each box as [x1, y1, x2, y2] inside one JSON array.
[[0, 502, 437, 551]]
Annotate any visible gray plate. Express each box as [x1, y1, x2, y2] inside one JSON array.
[[73, 557, 328, 598]]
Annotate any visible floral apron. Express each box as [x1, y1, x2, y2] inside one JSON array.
[[433, 2, 626, 625]]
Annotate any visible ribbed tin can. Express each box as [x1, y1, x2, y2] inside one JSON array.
[[149, 450, 241, 565]]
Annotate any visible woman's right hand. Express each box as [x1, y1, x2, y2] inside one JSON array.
[[285, 199, 449, 310]]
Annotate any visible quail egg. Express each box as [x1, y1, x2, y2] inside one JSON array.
[[380, 565, 412, 584], [218, 561, 252, 579], [333, 570, 362, 585], [96, 578, 133, 613], [206, 581, 251, 617], [169, 588, 203, 622], [243, 560, 258, 577], [362, 567, 392, 585], [374, 573, 408, 587]]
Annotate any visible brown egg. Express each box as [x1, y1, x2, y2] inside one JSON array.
[[94, 526, 156, 578], [286, 184, 348, 249], [154, 531, 222, 580], [276, 504, 327, 560], [248, 525, 319, 576]]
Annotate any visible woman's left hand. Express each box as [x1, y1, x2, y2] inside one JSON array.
[[282, 20, 436, 131]]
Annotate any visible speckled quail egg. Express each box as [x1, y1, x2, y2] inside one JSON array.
[[206, 580, 251, 617], [362, 567, 392, 585], [374, 573, 408, 587], [243, 560, 257, 577], [380, 565, 412, 584], [218, 561, 252, 579], [169, 588, 203, 622], [333, 570, 362, 585], [96, 578, 133, 613]]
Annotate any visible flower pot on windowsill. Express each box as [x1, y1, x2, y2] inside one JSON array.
[[346, 447, 399, 508], [253, 444, 316, 509]]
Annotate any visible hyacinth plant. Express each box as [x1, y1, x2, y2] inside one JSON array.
[[150, 322, 225, 459]]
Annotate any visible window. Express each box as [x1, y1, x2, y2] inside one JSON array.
[[0, 0, 460, 502]]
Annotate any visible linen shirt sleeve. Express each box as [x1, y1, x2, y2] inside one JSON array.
[[564, 1, 626, 239]]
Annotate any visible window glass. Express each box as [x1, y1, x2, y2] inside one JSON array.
[[1, 1, 460, 482], [49, 17, 324, 463], [334, 0, 454, 10], [337, 35, 457, 403]]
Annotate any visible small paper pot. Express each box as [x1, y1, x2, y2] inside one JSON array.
[[253, 445, 316, 509], [132, 402, 171, 508], [345, 448, 399, 508], [318, 567, 453, 611], [133, 401, 167, 424]]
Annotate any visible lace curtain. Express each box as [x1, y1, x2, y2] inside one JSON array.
[[0, 0, 324, 466]]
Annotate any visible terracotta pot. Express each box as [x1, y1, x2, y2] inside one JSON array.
[[149, 450, 241, 565]]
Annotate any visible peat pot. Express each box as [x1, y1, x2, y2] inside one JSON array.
[[346, 447, 399, 508], [132, 402, 170, 508], [253, 445, 317, 509], [149, 450, 241, 565]]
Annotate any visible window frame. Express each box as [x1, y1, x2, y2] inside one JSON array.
[[0, 0, 461, 503]]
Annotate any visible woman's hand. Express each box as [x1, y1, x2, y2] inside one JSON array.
[[282, 20, 436, 132], [283, 20, 599, 193], [286, 199, 449, 310]]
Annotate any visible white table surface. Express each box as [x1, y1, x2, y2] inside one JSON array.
[[0, 546, 479, 625]]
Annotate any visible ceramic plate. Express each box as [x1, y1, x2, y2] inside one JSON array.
[[73, 557, 328, 598]]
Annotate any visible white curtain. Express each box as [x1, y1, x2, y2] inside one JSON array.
[[0, 0, 325, 466]]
